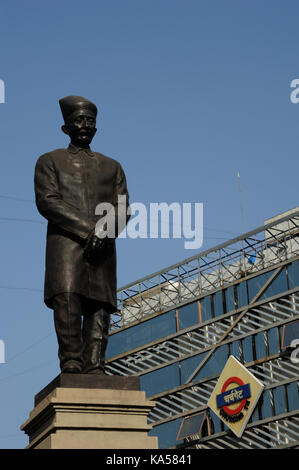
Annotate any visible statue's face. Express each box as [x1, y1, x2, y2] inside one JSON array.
[[63, 110, 97, 147]]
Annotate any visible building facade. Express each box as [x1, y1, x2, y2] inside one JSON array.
[[106, 208, 299, 449]]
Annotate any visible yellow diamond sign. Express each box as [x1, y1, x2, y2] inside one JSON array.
[[207, 355, 264, 438]]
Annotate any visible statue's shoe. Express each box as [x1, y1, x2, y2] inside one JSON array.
[[62, 363, 82, 374]]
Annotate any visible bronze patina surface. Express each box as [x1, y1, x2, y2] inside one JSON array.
[[34, 96, 130, 374]]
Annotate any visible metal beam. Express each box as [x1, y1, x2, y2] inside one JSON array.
[[186, 266, 284, 383]]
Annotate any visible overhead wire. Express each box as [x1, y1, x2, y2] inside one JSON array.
[[0, 216, 43, 224], [7, 333, 54, 363], [0, 194, 35, 203], [0, 359, 57, 384]]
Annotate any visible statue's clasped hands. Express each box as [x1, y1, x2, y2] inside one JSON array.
[[84, 229, 106, 261]]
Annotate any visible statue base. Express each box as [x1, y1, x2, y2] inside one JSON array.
[[20, 374, 158, 449]]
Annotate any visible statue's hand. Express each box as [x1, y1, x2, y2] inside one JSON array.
[[84, 231, 106, 260]]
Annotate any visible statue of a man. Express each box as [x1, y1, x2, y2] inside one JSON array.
[[34, 96, 130, 374]]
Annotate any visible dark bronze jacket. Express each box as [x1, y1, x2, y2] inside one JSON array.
[[34, 143, 130, 310]]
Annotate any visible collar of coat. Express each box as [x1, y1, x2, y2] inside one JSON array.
[[67, 142, 95, 157]]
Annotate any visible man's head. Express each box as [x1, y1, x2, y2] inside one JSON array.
[[59, 95, 98, 147]]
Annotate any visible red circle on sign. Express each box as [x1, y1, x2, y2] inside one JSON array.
[[221, 376, 246, 416]]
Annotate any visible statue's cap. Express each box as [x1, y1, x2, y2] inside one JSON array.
[[59, 95, 98, 122]]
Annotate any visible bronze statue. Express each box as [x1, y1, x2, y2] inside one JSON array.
[[34, 96, 130, 374]]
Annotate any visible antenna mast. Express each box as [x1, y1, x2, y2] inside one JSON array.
[[238, 172, 246, 272]]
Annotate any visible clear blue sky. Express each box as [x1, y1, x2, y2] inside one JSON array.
[[0, 0, 298, 448]]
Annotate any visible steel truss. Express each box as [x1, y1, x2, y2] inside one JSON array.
[[107, 289, 299, 449], [113, 210, 299, 329], [187, 412, 299, 449], [106, 288, 299, 377], [146, 357, 299, 426], [108, 211, 299, 448], [106, 288, 299, 430]]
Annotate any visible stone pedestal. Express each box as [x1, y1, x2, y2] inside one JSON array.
[[21, 374, 158, 449]]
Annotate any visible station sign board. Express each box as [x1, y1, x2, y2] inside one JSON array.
[[207, 355, 264, 437]]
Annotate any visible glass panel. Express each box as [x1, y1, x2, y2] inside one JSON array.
[[208, 410, 222, 434], [180, 352, 206, 384], [140, 363, 180, 397], [255, 332, 267, 360], [242, 336, 254, 363], [107, 309, 176, 358], [225, 286, 236, 313], [247, 271, 273, 302], [268, 327, 279, 355], [178, 302, 199, 330], [192, 345, 229, 382], [273, 386, 286, 415], [237, 281, 248, 308], [288, 260, 299, 289], [286, 382, 299, 411], [281, 320, 299, 349], [260, 268, 288, 300], [106, 330, 128, 358], [177, 412, 206, 440], [149, 418, 183, 449], [248, 269, 288, 304], [200, 296, 212, 322], [230, 340, 241, 360], [213, 291, 223, 317], [261, 390, 273, 419], [251, 405, 260, 422]]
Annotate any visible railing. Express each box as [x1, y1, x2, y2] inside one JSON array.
[[113, 210, 299, 329]]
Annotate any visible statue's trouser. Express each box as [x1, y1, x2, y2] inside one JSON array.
[[52, 293, 111, 374]]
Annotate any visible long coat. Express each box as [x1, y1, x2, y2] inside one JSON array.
[[34, 143, 130, 310]]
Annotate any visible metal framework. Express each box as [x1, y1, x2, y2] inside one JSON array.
[[106, 289, 299, 378], [187, 412, 299, 449], [108, 210, 299, 449], [113, 209, 299, 330]]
